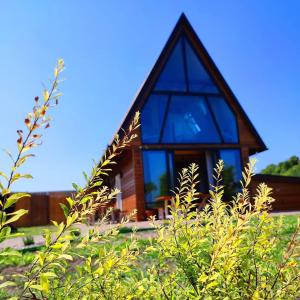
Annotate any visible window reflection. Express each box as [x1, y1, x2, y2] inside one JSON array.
[[141, 34, 239, 145], [219, 149, 242, 200], [141, 94, 168, 143], [184, 38, 219, 93], [162, 95, 221, 143], [142, 151, 174, 208], [209, 96, 238, 143], [155, 38, 187, 92]]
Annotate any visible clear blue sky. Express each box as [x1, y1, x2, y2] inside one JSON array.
[[1, 1, 299, 192]]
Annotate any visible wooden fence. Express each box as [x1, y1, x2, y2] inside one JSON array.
[[11, 174, 300, 227], [251, 174, 300, 211], [13, 191, 73, 227]]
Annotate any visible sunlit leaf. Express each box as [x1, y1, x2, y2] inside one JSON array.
[[4, 193, 29, 209]]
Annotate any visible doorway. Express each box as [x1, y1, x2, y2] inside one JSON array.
[[173, 150, 210, 193]]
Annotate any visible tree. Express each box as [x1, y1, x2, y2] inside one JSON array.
[[261, 156, 300, 177]]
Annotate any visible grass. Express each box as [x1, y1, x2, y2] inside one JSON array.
[[274, 214, 299, 235], [118, 226, 154, 234], [13, 224, 154, 239], [16, 225, 57, 237]]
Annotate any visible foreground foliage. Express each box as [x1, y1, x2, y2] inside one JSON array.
[[148, 162, 300, 299], [0, 62, 299, 299], [0, 58, 65, 243], [1, 161, 299, 299]]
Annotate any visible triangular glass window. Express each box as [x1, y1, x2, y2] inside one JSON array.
[[184, 38, 219, 93], [155, 38, 187, 92], [162, 95, 222, 143]]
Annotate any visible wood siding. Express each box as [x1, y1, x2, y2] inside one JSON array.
[[12, 191, 71, 227], [251, 174, 300, 211], [120, 151, 137, 218], [132, 146, 146, 221]]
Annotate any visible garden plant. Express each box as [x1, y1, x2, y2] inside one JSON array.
[[0, 62, 299, 299]]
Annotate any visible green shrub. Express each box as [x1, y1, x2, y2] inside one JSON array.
[[145, 162, 300, 299], [0, 58, 65, 243], [2, 159, 297, 300], [0, 61, 299, 299], [22, 235, 34, 246]]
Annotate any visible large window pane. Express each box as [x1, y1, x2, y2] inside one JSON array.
[[219, 149, 242, 200], [141, 94, 168, 143], [162, 95, 222, 143], [209, 96, 238, 143], [155, 38, 187, 92], [184, 39, 219, 93], [142, 151, 173, 208]]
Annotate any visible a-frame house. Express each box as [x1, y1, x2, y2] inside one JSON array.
[[107, 14, 267, 221]]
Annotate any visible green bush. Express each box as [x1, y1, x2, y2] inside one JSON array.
[[0, 61, 299, 299], [145, 162, 300, 299], [2, 160, 298, 299], [22, 235, 34, 246]]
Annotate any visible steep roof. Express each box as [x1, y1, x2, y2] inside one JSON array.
[[112, 13, 267, 154]]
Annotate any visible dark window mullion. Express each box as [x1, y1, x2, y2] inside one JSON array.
[[158, 95, 172, 143], [181, 37, 190, 92], [204, 96, 225, 143]]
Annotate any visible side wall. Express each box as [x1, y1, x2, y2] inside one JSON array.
[[119, 151, 137, 219], [13, 191, 71, 227], [251, 174, 300, 211]]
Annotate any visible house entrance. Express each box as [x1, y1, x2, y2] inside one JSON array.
[[173, 150, 210, 193]]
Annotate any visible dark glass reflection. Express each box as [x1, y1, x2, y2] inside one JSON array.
[[184, 39, 219, 93], [219, 149, 242, 200], [162, 95, 221, 143], [142, 151, 174, 208], [141, 94, 168, 143], [155, 38, 187, 92], [209, 96, 238, 143]]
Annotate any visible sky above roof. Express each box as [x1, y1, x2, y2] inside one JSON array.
[[1, 1, 299, 192]]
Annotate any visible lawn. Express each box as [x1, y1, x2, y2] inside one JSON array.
[[14, 224, 154, 238], [16, 225, 57, 237]]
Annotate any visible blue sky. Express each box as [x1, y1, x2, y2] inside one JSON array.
[[0, 1, 299, 192]]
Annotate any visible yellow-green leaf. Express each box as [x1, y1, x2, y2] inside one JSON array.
[[5, 209, 28, 225], [0, 281, 16, 289], [59, 254, 73, 261], [4, 193, 29, 209]]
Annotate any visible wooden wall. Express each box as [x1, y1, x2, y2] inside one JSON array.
[[108, 149, 140, 221], [132, 146, 146, 221], [120, 151, 137, 219], [12, 191, 71, 227], [251, 174, 300, 211]]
